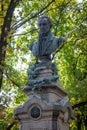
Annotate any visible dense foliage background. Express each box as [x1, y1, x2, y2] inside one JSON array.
[[0, 0, 87, 130]]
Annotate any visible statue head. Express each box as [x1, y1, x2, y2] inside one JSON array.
[[38, 16, 52, 34]]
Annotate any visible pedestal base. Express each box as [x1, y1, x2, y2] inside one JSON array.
[[14, 81, 74, 130]]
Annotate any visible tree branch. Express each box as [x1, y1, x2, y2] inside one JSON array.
[[6, 72, 21, 88], [6, 118, 17, 130], [11, 0, 55, 30], [73, 100, 87, 108], [6, 122, 15, 130]]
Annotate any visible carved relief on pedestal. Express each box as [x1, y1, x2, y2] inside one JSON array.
[[52, 96, 74, 130]]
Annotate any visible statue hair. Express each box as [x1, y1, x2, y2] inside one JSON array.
[[38, 16, 52, 28]]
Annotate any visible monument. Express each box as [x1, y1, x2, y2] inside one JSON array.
[[14, 16, 74, 130]]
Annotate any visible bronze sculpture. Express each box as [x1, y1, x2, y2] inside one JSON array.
[[28, 16, 66, 89], [30, 16, 66, 61]]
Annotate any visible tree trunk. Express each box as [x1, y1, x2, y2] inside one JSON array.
[[0, 0, 21, 89]]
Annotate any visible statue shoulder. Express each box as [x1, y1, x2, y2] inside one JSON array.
[[29, 41, 38, 51], [52, 36, 59, 44], [58, 36, 66, 43], [53, 36, 66, 43]]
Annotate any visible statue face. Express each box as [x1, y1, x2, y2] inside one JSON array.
[[38, 18, 51, 34]]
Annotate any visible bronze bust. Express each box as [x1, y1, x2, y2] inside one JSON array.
[[28, 16, 66, 89], [30, 16, 66, 61]]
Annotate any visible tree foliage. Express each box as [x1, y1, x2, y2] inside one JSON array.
[[0, 0, 87, 130]]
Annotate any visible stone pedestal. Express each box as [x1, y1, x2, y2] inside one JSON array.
[[14, 67, 74, 130]]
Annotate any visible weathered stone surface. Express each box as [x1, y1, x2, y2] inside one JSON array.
[[14, 80, 74, 130], [14, 64, 74, 130]]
